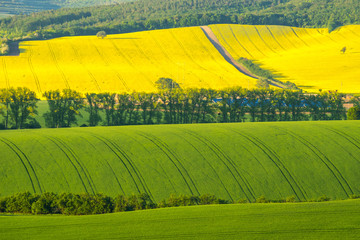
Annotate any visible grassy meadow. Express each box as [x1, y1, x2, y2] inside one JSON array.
[[1, 121, 359, 202], [1, 199, 359, 239], [211, 24, 360, 93]]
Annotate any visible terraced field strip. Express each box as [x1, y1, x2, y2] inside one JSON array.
[[211, 24, 360, 92], [0, 121, 359, 201], [1, 200, 360, 240]]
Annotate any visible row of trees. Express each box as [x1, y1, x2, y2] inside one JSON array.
[[0, 192, 227, 215], [2, 191, 355, 215], [1, 0, 359, 40], [0, 85, 358, 129]]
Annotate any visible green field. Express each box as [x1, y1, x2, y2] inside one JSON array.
[[1, 121, 359, 202], [1, 200, 359, 239]]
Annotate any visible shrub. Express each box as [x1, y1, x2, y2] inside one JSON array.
[[6, 192, 39, 213], [114, 195, 127, 212], [286, 195, 296, 203], [0, 197, 6, 212], [199, 194, 219, 205], [347, 107, 360, 120], [31, 192, 59, 214], [349, 194, 360, 199], [318, 195, 331, 202], [255, 196, 268, 203]]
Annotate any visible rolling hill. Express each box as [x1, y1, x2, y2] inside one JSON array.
[[1, 121, 359, 202], [0, 0, 132, 15], [0, 26, 256, 95], [211, 24, 360, 93], [1, 200, 359, 239], [1, 24, 360, 94]]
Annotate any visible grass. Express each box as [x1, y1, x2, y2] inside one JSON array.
[[0, 199, 359, 239], [0, 121, 359, 202], [210, 24, 360, 93], [0, 27, 256, 97]]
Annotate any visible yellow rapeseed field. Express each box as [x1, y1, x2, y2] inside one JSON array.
[[210, 24, 360, 93], [0, 27, 256, 96]]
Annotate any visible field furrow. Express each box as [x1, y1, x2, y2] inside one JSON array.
[[88, 133, 143, 194], [137, 131, 200, 196], [0, 119, 360, 201], [223, 126, 306, 201], [182, 129, 255, 201], [0, 137, 37, 193], [272, 126, 353, 197], [47, 42, 70, 89]]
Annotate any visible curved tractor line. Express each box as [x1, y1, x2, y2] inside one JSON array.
[[200, 26, 257, 79]]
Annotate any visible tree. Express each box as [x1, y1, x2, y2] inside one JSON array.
[[340, 46, 347, 54], [43, 89, 84, 128], [8, 87, 38, 129], [0, 88, 11, 128], [347, 107, 360, 120], [155, 78, 180, 91], [96, 31, 107, 39], [86, 93, 102, 126]]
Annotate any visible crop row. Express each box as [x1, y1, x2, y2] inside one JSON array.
[[211, 24, 360, 93], [0, 26, 256, 96], [0, 121, 359, 201]]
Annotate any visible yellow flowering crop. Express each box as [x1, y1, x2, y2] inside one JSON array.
[[0, 27, 256, 97], [210, 24, 360, 93]]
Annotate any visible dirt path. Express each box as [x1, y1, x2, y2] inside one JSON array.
[[200, 26, 258, 79]]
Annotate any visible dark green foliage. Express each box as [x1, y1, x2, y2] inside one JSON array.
[[238, 58, 277, 81], [5, 192, 39, 213], [43, 89, 84, 128], [0, 87, 352, 129], [347, 107, 360, 120], [1, 0, 359, 41], [155, 78, 180, 91], [255, 196, 269, 203], [256, 78, 270, 89], [31, 192, 59, 214], [96, 31, 107, 39], [0, 87, 38, 129], [238, 58, 299, 90], [0, 191, 358, 216]]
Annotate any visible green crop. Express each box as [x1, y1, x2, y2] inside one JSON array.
[[0, 200, 359, 239], [0, 121, 359, 202]]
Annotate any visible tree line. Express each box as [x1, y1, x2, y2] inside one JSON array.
[[0, 192, 227, 215], [2, 191, 357, 215], [1, 0, 359, 41], [1, 85, 359, 129]]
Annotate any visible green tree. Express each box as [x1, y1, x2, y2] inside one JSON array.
[[8, 87, 38, 129], [86, 93, 102, 126], [43, 89, 84, 128], [155, 78, 180, 91], [96, 31, 107, 39], [347, 106, 360, 120], [0, 88, 11, 128]]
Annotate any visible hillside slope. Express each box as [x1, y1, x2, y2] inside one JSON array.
[[211, 24, 360, 92], [1, 200, 360, 239], [1, 121, 359, 202], [0, 27, 256, 95], [0, 0, 131, 15]]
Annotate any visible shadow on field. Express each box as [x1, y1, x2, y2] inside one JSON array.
[[297, 85, 315, 89], [110, 37, 140, 40]]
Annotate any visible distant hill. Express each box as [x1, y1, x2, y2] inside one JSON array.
[[0, 0, 359, 40], [0, 0, 132, 15]]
